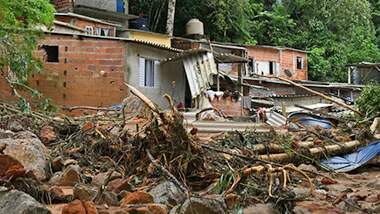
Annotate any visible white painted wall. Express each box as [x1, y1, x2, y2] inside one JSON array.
[[126, 43, 185, 109]]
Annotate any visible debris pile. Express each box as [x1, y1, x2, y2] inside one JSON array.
[[0, 88, 380, 213]]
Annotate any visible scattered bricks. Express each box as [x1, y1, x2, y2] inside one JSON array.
[[121, 191, 154, 206], [106, 178, 130, 193], [39, 125, 57, 145], [61, 199, 98, 214]]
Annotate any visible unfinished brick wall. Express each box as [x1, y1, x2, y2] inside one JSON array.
[[51, 0, 73, 12], [55, 16, 117, 36], [248, 47, 279, 62], [246, 46, 308, 80], [280, 50, 307, 80], [210, 97, 243, 117], [1, 34, 127, 108]]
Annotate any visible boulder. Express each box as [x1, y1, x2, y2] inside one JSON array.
[[49, 164, 81, 186], [149, 181, 186, 206], [0, 189, 51, 214], [178, 196, 227, 214], [0, 130, 50, 180]]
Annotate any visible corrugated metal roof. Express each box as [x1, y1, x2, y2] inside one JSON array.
[[182, 52, 218, 98], [43, 31, 182, 52]]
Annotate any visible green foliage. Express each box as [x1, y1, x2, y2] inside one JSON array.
[[131, 0, 380, 82], [356, 83, 380, 117], [0, 0, 55, 82]]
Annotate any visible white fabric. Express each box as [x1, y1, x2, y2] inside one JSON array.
[[206, 90, 224, 101]]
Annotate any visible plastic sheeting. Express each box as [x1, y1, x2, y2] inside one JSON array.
[[321, 140, 380, 172], [288, 112, 336, 129]]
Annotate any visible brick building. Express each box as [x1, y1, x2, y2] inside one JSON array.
[[0, 33, 128, 108], [246, 45, 308, 80]]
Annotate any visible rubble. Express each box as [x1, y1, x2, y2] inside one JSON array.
[[0, 86, 379, 214]]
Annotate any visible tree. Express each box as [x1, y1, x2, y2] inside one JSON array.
[[166, 0, 176, 36], [0, 0, 55, 111]]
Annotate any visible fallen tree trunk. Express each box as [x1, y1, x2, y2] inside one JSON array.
[[249, 141, 315, 154], [258, 140, 366, 163]]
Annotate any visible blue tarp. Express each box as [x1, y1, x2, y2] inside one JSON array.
[[288, 112, 336, 129], [321, 140, 380, 172]]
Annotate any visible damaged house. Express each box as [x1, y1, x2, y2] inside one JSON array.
[[0, 13, 221, 114]]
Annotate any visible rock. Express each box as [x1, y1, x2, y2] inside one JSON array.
[[50, 164, 81, 186], [178, 196, 227, 214], [61, 199, 98, 214], [74, 183, 97, 201], [243, 203, 279, 214], [121, 191, 154, 206], [107, 178, 130, 193], [0, 154, 28, 179], [123, 203, 168, 214], [39, 125, 56, 145], [225, 193, 240, 209], [297, 164, 317, 175], [149, 181, 186, 206], [51, 156, 64, 172], [47, 186, 65, 198], [102, 191, 119, 206], [8, 121, 23, 132], [0, 130, 50, 180], [92, 171, 122, 187], [73, 183, 119, 206], [0, 189, 51, 214]]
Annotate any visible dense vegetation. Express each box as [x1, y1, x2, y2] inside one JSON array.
[[0, 0, 55, 111], [356, 83, 380, 118], [130, 0, 380, 82]]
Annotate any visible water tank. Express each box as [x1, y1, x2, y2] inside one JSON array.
[[186, 19, 204, 35]]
